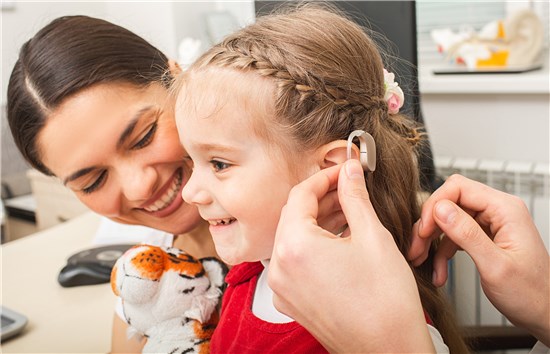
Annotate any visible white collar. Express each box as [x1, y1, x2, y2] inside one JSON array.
[[251, 260, 294, 323]]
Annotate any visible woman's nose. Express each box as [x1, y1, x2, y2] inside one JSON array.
[[119, 165, 157, 203], [181, 169, 211, 206]]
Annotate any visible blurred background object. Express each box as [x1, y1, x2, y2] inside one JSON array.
[[431, 9, 544, 71]]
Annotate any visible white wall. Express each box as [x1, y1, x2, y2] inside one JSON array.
[[423, 92, 549, 163], [103, 2, 178, 59]]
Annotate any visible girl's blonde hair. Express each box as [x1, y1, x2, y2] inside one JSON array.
[[179, 4, 468, 352]]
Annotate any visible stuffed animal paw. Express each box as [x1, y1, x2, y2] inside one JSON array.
[[111, 244, 227, 354]]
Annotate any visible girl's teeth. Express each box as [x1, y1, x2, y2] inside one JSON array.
[[209, 218, 235, 226]]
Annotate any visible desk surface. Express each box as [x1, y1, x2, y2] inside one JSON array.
[[1, 212, 115, 354]]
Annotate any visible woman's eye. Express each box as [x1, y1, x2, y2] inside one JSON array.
[[82, 170, 108, 194], [210, 160, 231, 173], [133, 122, 158, 150]]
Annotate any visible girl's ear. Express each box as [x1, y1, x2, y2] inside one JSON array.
[[168, 59, 182, 76], [316, 140, 359, 169]]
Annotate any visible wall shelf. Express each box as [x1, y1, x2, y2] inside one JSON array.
[[419, 54, 550, 95]]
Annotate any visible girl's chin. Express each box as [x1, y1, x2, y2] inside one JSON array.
[[216, 250, 263, 267], [215, 248, 242, 266]]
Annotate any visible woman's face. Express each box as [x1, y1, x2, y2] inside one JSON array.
[[37, 82, 202, 235]]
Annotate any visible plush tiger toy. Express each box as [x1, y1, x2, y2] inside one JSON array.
[[111, 244, 227, 354]]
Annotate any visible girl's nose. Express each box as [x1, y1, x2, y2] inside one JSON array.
[[181, 169, 211, 206]]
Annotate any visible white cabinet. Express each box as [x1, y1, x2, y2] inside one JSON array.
[[27, 169, 89, 230]]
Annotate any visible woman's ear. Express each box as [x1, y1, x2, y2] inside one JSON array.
[[317, 140, 359, 169], [168, 59, 182, 76]]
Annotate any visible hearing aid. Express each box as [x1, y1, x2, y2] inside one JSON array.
[[346, 130, 376, 172]]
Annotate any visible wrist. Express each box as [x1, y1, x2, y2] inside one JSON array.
[[531, 281, 550, 346], [365, 308, 436, 353]]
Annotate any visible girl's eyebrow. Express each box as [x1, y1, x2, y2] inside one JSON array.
[[63, 105, 155, 185], [195, 143, 238, 153]]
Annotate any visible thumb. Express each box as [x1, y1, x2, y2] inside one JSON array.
[[433, 200, 501, 272], [338, 159, 381, 232]]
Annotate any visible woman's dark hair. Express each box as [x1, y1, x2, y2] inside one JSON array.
[[7, 15, 170, 175]]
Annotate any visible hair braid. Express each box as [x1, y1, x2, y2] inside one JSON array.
[[198, 38, 391, 134], [385, 113, 426, 148], [197, 34, 424, 155]]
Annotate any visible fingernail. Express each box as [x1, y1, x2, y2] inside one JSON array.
[[345, 159, 363, 180], [435, 201, 456, 225]]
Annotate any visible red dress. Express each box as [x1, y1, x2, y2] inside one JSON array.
[[210, 262, 328, 354]]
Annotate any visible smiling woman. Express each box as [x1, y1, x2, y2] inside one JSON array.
[[36, 83, 190, 230], [7, 15, 207, 239], [6, 15, 218, 353]]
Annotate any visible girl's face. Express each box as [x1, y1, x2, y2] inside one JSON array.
[[176, 69, 314, 265], [38, 82, 203, 235]]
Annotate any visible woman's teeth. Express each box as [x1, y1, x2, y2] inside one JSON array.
[[209, 218, 236, 226], [144, 172, 182, 212]]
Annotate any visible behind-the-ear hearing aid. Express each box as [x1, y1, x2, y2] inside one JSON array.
[[346, 130, 376, 172]]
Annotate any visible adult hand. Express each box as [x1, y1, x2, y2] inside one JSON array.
[[409, 174, 550, 346], [268, 160, 435, 353]]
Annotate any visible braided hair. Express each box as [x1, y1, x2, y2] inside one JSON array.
[[175, 4, 468, 352]]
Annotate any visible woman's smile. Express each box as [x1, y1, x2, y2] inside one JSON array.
[[141, 168, 185, 217]]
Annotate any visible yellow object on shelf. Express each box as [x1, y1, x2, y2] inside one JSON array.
[[477, 50, 509, 68]]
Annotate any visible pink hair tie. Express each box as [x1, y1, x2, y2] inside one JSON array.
[[383, 69, 404, 115]]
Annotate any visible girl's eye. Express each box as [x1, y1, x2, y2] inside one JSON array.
[[133, 121, 158, 150], [82, 170, 108, 194], [210, 160, 231, 173]]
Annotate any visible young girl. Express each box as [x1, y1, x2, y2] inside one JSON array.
[[174, 5, 468, 353]]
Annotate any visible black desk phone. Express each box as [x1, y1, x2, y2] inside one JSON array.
[[58, 244, 134, 287]]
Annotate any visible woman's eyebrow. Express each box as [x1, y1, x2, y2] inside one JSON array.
[[116, 105, 154, 149], [63, 166, 96, 186]]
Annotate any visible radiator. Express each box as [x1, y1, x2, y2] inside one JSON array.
[[434, 156, 550, 327]]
